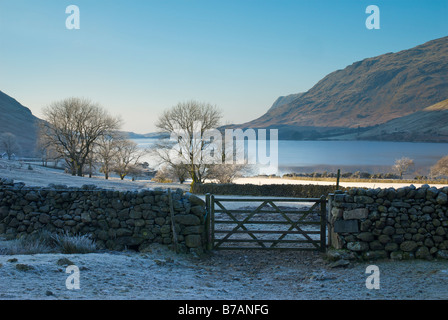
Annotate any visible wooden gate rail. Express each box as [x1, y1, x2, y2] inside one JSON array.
[[204, 195, 327, 252]]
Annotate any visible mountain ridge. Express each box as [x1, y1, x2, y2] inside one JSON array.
[[0, 90, 41, 157], [240, 36, 448, 139]]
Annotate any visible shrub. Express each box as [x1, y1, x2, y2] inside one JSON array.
[[51, 232, 97, 254], [152, 167, 174, 183]]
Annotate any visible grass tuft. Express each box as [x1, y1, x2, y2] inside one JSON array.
[[51, 232, 97, 254], [0, 230, 97, 255]]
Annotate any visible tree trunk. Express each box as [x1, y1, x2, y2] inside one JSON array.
[[88, 163, 93, 178], [77, 165, 83, 177]]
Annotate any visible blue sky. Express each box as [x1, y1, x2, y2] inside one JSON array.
[[0, 0, 447, 133]]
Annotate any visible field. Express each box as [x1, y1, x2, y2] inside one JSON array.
[[1, 159, 447, 192], [0, 159, 190, 192]]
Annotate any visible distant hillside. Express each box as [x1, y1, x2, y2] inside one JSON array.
[[240, 36, 448, 141], [0, 91, 40, 157], [350, 99, 448, 142], [121, 131, 170, 140]]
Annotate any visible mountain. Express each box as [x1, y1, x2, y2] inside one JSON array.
[[267, 93, 304, 112], [240, 36, 448, 140], [349, 98, 448, 142], [119, 131, 149, 139], [0, 91, 40, 157], [120, 131, 170, 139]]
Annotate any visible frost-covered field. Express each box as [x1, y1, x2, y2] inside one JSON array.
[[0, 159, 189, 191], [2, 159, 446, 193]]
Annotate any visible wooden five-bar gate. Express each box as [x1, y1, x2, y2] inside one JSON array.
[[204, 195, 327, 252]]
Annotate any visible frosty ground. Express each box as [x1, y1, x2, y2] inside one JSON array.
[[1, 245, 448, 300], [1, 160, 448, 300]]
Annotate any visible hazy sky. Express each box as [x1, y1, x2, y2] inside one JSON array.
[[1, 0, 447, 133]]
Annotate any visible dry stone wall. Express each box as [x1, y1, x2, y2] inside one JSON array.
[[329, 184, 448, 260], [0, 178, 207, 254], [193, 183, 347, 198]]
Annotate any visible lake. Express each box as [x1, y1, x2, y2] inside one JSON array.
[[134, 138, 448, 175]]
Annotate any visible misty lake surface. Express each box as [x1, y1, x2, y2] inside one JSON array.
[[135, 138, 448, 172]]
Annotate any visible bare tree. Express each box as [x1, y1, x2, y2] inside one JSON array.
[[155, 100, 222, 185], [40, 98, 121, 176], [85, 150, 99, 178], [430, 155, 448, 178], [170, 164, 190, 184], [393, 157, 415, 179], [36, 132, 61, 167], [128, 163, 146, 181], [112, 139, 146, 180], [207, 164, 246, 184], [150, 139, 192, 183], [206, 139, 249, 183], [0, 132, 20, 160], [96, 132, 124, 180], [153, 162, 190, 184]]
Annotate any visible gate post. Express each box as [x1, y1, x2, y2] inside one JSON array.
[[205, 193, 212, 251], [320, 195, 327, 253], [210, 194, 215, 250]]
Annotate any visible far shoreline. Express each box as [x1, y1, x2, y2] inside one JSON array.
[[233, 176, 448, 189]]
